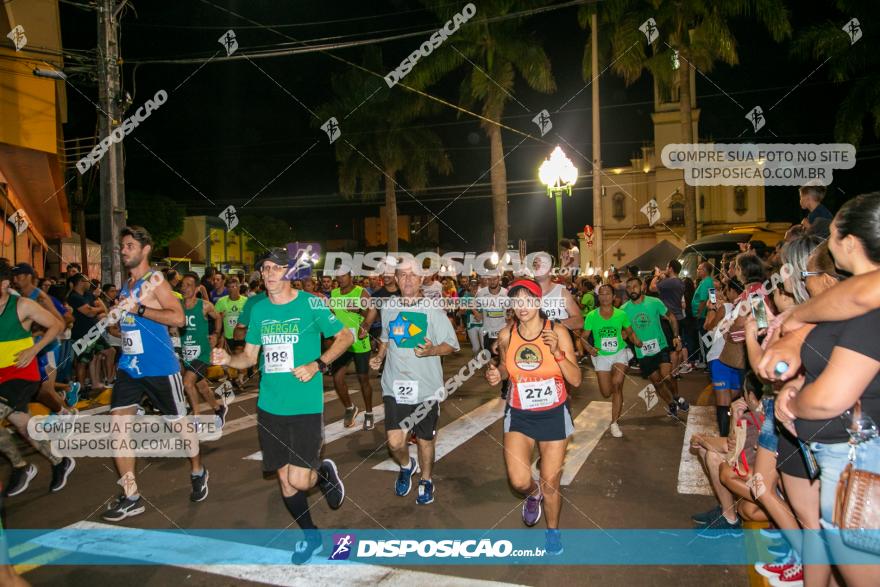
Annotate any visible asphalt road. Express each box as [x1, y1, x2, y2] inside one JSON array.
[[3, 351, 748, 587]]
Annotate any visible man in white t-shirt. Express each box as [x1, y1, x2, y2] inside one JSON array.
[[476, 273, 509, 397]]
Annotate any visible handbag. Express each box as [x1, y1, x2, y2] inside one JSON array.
[[833, 401, 880, 555]]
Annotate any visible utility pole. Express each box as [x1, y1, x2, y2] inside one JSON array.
[[591, 12, 604, 271], [74, 139, 89, 278], [97, 0, 127, 286]]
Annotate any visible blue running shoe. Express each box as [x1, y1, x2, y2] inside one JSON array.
[[691, 505, 722, 526], [395, 457, 417, 497], [544, 529, 563, 556], [700, 515, 743, 539], [66, 382, 81, 407], [416, 479, 434, 505]]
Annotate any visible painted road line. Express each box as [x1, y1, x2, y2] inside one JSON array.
[[243, 406, 386, 461], [14, 548, 69, 574], [373, 398, 506, 472], [28, 521, 523, 586], [677, 405, 717, 496], [559, 401, 612, 486]]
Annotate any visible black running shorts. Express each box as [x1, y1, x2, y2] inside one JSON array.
[[637, 348, 672, 377], [0, 379, 40, 413], [111, 370, 187, 416], [383, 395, 439, 441], [257, 409, 323, 473], [330, 350, 370, 375]]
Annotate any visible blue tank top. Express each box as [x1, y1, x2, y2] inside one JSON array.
[[28, 289, 59, 353], [118, 272, 180, 377]]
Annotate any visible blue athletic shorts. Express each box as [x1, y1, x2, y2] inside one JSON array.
[[709, 359, 741, 392]]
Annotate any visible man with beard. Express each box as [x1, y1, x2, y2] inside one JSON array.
[[102, 226, 207, 522], [621, 277, 690, 418]]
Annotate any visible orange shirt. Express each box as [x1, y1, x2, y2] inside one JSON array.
[[505, 320, 567, 411]]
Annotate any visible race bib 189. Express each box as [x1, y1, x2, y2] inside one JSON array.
[[516, 378, 559, 410], [122, 330, 144, 355], [263, 343, 293, 373], [600, 337, 618, 353], [393, 379, 419, 405], [641, 338, 660, 356]]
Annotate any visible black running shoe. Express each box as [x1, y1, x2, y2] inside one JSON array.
[[291, 530, 323, 565], [190, 469, 209, 502], [5, 463, 37, 497], [49, 457, 76, 492], [319, 459, 345, 509], [102, 495, 145, 522]]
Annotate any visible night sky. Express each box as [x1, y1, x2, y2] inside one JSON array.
[[59, 0, 879, 252]]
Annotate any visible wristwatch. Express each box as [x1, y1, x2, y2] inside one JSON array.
[[137, 304, 147, 317], [315, 358, 329, 374]]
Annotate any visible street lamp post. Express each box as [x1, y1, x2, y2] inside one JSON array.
[[538, 146, 578, 263]]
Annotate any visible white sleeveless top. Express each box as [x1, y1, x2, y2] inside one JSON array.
[[541, 283, 569, 321]]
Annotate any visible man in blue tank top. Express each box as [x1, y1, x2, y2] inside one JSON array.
[[102, 226, 209, 522]]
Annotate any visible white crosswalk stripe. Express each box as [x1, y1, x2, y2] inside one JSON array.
[[373, 398, 506, 472], [677, 406, 717, 495]]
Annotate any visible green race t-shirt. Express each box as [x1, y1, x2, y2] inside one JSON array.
[[622, 296, 669, 358], [215, 294, 246, 339], [237, 292, 268, 329], [245, 292, 342, 415], [580, 292, 596, 317], [692, 276, 713, 318], [583, 307, 630, 356], [330, 286, 371, 354]]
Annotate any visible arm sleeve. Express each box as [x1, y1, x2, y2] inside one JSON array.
[[315, 300, 345, 338], [836, 308, 880, 361], [432, 309, 460, 351], [245, 305, 262, 346]]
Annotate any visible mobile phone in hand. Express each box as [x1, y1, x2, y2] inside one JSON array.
[[749, 293, 769, 329], [708, 288, 717, 304]]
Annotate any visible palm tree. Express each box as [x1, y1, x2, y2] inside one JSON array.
[[580, 0, 791, 242], [319, 51, 451, 252], [409, 0, 556, 252], [791, 1, 879, 148]]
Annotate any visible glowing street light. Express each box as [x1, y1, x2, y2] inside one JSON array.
[[538, 146, 578, 262]]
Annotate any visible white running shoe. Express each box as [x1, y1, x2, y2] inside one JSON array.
[[609, 422, 623, 437]]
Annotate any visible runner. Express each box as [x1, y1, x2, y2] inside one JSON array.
[[621, 277, 690, 418], [368, 256, 460, 505], [532, 254, 583, 330], [582, 284, 640, 437], [476, 272, 509, 397], [11, 264, 79, 411], [179, 273, 228, 426], [102, 226, 208, 522], [0, 261, 75, 497], [214, 275, 247, 387], [233, 281, 268, 386], [212, 248, 351, 564], [329, 267, 377, 430], [485, 278, 581, 555]]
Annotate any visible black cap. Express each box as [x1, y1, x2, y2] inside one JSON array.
[[11, 262, 35, 276], [258, 248, 290, 269]]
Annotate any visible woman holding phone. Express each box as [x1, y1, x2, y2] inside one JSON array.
[[485, 279, 581, 556]]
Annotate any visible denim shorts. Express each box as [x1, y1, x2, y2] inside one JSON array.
[[758, 398, 779, 453], [811, 436, 880, 525]]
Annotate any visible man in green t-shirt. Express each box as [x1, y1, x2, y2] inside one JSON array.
[[212, 248, 354, 565], [621, 277, 690, 419]]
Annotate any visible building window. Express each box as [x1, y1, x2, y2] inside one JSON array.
[[734, 187, 748, 215], [612, 193, 626, 220], [669, 192, 685, 225]]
